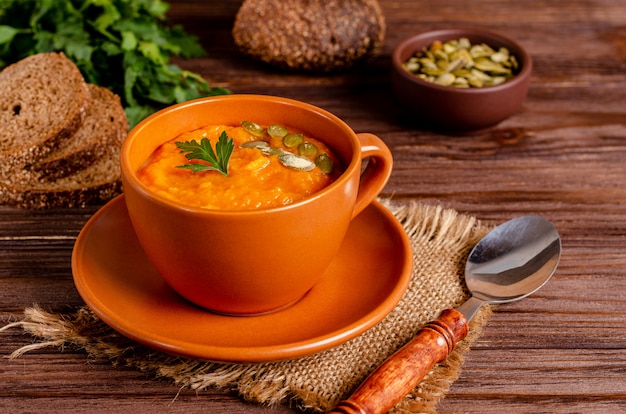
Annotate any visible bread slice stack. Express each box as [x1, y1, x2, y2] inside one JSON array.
[[0, 53, 128, 209]]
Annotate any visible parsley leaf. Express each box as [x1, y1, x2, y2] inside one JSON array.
[[0, 0, 230, 128], [176, 131, 234, 176]]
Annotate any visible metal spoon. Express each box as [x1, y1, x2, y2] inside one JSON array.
[[330, 215, 561, 414]]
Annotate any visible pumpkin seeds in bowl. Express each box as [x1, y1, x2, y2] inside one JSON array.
[[402, 37, 519, 88]]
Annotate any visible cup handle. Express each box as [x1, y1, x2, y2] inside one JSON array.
[[352, 133, 393, 219]]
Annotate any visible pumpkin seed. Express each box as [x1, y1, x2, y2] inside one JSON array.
[[446, 57, 466, 73], [470, 44, 495, 58], [241, 120, 265, 137], [242, 140, 284, 156], [435, 72, 456, 86], [457, 37, 471, 49], [453, 77, 470, 88], [401, 37, 519, 88], [470, 68, 492, 81], [260, 146, 285, 156], [452, 68, 472, 77], [422, 68, 445, 77], [298, 141, 318, 157], [443, 42, 457, 55], [241, 140, 270, 149], [490, 47, 509, 63], [267, 124, 288, 138], [434, 50, 448, 62], [315, 153, 334, 174], [278, 152, 315, 171], [507, 55, 519, 71], [474, 58, 511, 74], [467, 75, 484, 88], [283, 133, 304, 148], [419, 58, 438, 71], [486, 76, 507, 86]]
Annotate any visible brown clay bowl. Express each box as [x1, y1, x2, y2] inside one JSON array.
[[391, 28, 532, 133]]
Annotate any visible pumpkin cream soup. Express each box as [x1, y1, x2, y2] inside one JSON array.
[[137, 121, 342, 210]]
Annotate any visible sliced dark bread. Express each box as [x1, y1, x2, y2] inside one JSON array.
[[0, 150, 122, 209], [27, 84, 128, 181], [0, 52, 90, 169]]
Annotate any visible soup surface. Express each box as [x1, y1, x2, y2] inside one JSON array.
[[137, 123, 342, 210]]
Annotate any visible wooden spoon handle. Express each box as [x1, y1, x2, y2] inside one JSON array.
[[329, 309, 468, 414]]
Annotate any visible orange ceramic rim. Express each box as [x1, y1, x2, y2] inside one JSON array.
[[121, 94, 363, 217]]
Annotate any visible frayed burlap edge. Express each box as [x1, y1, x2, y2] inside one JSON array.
[[1, 200, 493, 413]]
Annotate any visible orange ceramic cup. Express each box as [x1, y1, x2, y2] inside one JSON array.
[[121, 95, 393, 315]]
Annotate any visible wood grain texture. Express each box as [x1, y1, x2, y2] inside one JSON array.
[[1, 0, 626, 412]]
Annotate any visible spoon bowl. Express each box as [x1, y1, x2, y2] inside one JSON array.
[[331, 215, 561, 414], [459, 215, 561, 320]]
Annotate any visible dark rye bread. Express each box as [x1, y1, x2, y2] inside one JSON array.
[[0, 52, 90, 167], [0, 53, 127, 209], [27, 84, 128, 181], [0, 151, 122, 209], [232, 0, 386, 72]]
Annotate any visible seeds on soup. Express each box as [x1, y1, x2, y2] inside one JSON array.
[[267, 124, 288, 138], [315, 153, 334, 174], [283, 133, 304, 148], [241, 120, 266, 137], [138, 123, 342, 210], [298, 142, 318, 157]]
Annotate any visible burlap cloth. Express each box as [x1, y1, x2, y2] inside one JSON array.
[[2, 200, 492, 413]]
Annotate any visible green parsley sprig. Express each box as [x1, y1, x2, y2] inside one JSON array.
[[176, 131, 234, 176], [0, 0, 230, 128]]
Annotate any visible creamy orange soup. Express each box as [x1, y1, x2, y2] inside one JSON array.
[[137, 123, 342, 210]]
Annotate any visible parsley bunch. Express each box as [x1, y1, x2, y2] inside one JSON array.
[[0, 0, 229, 127]]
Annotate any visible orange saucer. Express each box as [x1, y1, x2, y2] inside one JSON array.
[[72, 195, 412, 363]]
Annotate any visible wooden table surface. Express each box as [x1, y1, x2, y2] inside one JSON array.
[[2, 0, 626, 412]]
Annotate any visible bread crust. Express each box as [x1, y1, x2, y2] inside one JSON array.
[[0, 155, 122, 209], [0, 180, 122, 209]]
